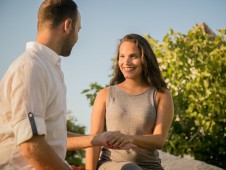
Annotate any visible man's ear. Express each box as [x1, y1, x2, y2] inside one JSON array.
[[64, 18, 73, 33]]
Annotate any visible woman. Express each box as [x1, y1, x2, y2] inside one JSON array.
[[86, 34, 174, 170]]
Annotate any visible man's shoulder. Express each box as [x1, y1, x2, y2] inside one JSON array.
[[7, 50, 46, 77]]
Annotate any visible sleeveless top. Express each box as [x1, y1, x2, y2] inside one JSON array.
[[99, 85, 162, 169]]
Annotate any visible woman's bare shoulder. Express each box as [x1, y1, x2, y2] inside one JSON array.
[[96, 87, 110, 100], [156, 88, 173, 105], [98, 86, 109, 94]]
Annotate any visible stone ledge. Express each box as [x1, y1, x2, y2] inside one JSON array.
[[159, 151, 223, 170]]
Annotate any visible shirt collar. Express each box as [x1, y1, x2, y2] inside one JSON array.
[[26, 42, 61, 66]]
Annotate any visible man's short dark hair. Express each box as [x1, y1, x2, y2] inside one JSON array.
[[38, 0, 78, 29]]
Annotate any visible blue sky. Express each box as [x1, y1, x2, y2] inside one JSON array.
[[0, 0, 225, 133]]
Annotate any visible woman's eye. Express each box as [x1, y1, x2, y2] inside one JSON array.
[[131, 55, 138, 58]]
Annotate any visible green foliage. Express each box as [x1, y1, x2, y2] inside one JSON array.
[[144, 25, 226, 168], [82, 25, 226, 168], [66, 112, 86, 167], [81, 82, 105, 106]]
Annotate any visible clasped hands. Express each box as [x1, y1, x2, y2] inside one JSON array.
[[92, 131, 136, 150]]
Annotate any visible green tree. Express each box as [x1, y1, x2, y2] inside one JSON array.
[[82, 82, 104, 106], [145, 25, 226, 168], [66, 112, 86, 167], [82, 25, 226, 168]]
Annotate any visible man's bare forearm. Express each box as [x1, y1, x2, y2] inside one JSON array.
[[20, 135, 70, 170]]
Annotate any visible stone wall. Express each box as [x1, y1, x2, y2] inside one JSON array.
[[159, 151, 223, 170]]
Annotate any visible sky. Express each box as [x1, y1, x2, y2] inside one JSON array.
[[0, 0, 225, 133]]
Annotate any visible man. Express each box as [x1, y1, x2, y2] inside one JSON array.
[[0, 0, 120, 169]]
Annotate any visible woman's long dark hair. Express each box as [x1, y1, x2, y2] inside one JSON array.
[[110, 33, 167, 92]]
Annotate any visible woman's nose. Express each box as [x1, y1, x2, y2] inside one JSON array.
[[124, 57, 131, 65]]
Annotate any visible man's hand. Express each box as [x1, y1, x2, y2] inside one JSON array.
[[91, 131, 114, 147], [91, 131, 137, 150]]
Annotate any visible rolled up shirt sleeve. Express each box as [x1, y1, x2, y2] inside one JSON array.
[[11, 60, 47, 145]]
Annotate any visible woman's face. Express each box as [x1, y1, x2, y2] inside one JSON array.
[[118, 41, 143, 80]]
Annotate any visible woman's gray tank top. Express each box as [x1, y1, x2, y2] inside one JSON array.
[[99, 85, 162, 169]]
